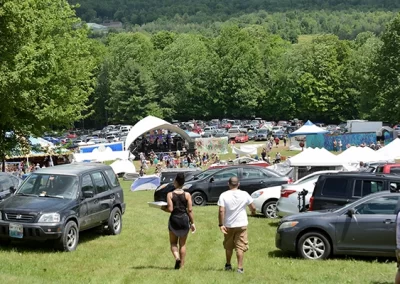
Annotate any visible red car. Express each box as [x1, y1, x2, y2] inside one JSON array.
[[235, 133, 249, 143], [375, 163, 400, 174]]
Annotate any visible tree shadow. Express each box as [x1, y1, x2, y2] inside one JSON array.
[[268, 221, 279, 227], [268, 250, 297, 259], [0, 227, 104, 253], [370, 282, 393, 284]]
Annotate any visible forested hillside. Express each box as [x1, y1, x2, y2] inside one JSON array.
[[70, 0, 399, 25]]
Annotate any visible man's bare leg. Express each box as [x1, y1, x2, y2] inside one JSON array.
[[226, 249, 233, 265], [236, 250, 244, 269], [179, 234, 188, 268], [395, 270, 400, 284]]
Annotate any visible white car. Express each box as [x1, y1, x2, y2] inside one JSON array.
[[276, 170, 339, 217], [251, 186, 282, 218], [251, 170, 338, 218]]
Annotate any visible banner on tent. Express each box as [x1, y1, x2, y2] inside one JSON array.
[[194, 137, 228, 154]]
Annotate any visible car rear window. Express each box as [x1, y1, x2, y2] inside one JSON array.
[[321, 178, 348, 197], [105, 169, 119, 187], [390, 167, 400, 175]]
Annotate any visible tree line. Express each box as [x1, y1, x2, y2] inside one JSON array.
[[70, 0, 399, 26], [87, 13, 400, 128]]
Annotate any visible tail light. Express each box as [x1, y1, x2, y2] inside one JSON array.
[[309, 196, 314, 211], [281, 189, 296, 198], [288, 178, 293, 184]]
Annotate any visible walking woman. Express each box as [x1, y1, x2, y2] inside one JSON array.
[[162, 173, 196, 269]]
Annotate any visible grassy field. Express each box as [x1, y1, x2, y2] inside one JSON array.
[[0, 181, 396, 284]]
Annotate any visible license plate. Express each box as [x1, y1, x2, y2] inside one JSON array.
[[9, 223, 23, 239]]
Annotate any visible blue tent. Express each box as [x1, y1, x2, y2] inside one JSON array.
[[288, 120, 328, 137]]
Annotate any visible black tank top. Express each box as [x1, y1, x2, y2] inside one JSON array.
[[171, 192, 188, 215]]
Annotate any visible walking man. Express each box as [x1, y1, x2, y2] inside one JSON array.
[[218, 176, 256, 274]]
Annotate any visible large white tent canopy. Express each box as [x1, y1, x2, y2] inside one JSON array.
[[125, 116, 193, 150], [110, 159, 136, 174], [289, 120, 328, 137], [378, 138, 400, 160], [339, 146, 391, 164], [288, 148, 344, 167]]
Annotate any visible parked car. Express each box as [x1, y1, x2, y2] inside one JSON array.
[[254, 129, 269, 141], [235, 133, 249, 143], [180, 166, 289, 206], [228, 129, 240, 139], [253, 172, 335, 218], [276, 190, 400, 260], [208, 157, 269, 170], [375, 163, 400, 174], [160, 168, 202, 185], [309, 172, 400, 211], [248, 130, 257, 140], [276, 170, 339, 217], [154, 168, 220, 202], [0, 163, 125, 251], [0, 173, 23, 201]]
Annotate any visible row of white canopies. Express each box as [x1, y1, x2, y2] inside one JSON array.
[[287, 138, 400, 168]]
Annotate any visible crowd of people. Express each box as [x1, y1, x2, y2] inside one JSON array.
[[0, 161, 49, 178]]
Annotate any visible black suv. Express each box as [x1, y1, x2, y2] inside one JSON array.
[[309, 172, 400, 211], [0, 163, 125, 252], [155, 165, 288, 206]]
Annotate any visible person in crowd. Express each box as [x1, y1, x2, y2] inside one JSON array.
[[218, 177, 256, 274], [274, 136, 280, 147], [283, 136, 287, 147], [139, 166, 144, 177], [338, 140, 343, 152], [275, 152, 281, 163], [333, 140, 337, 151], [261, 148, 267, 161], [162, 173, 196, 269], [266, 155, 271, 164]]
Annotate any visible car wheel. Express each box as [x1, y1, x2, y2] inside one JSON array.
[[297, 232, 331, 260], [57, 221, 79, 252], [262, 201, 278, 218], [192, 191, 206, 206], [107, 207, 122, 235]]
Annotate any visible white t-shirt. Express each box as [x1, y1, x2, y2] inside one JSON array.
[[217, 189, 253, 228]]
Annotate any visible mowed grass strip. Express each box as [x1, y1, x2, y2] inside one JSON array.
[[0, 180, 395, 284]]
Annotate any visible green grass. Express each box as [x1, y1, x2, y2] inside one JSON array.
[[0, 181, 396, 283]]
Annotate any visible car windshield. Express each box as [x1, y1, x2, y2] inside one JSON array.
[[17, 173, 79, 199]]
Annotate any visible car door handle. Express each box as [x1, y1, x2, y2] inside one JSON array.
[[260, 181, 264, 183], [383, 219, 395, 224], [93, 199, 99, 204]]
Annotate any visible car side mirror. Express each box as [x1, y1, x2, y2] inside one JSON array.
[[210, 177, 214, 183], [9, 186, 16, 194], [83, 191, 94, 199], [346, 209, 355, 217]]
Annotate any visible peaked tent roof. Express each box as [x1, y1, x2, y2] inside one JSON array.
[[288, 147, 343, 167], [125, 116, 193, 150], [288, 120, 328, 137], [339, 146, 391, 163], [377, 138, 400, 160]]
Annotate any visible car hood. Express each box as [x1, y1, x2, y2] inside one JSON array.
[[0, 195, 75, 213], [282, 210, 335, 221]]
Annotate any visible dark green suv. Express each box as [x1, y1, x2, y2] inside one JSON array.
[[0, 163, 125, 251]]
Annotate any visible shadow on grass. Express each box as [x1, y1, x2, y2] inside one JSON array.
[[370, 282, 393, 284], [131, 265, 172, 270], [268, 221, 279, 227], [0, 227, 104, 253], [268, 250, 396, 264]]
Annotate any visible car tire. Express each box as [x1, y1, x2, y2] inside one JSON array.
[[297, 232, 331, 260], [56, 221, 79, 252], [262, 200, 278, 218], [192, 191, 207, 206], [107, 207, 122, 235]]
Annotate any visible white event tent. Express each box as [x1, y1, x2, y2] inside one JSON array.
[[378, 138, 400, 160], [288, 148, 343, 167], [110, 159, 136, 175], [339, 146, 391, 164], [125, 116, 193, 150]]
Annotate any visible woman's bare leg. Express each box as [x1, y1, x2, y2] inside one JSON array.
[[178, 234, 188, 268], [169, 231, 180, 260]]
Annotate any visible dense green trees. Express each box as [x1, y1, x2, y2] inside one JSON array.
[[0, 0, 101, 159], [90, 12, 400, 125]]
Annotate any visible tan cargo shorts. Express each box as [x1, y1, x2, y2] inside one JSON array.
[[223, 226, 249, 252]]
